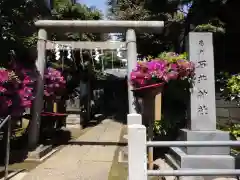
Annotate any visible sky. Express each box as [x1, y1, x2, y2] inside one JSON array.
[[77, 0, 107, 17]]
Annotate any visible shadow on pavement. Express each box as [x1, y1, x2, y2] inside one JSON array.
[[64, 141, 127, 146]]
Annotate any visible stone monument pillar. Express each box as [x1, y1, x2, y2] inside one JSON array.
[[166, 33, 235, 172]]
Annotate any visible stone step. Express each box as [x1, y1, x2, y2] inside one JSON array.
[[165, 146, 182, 168], [233, 152, 240, 169], [122, 134, 128, 143], [118, 132, 128, 164], [165, 153, 180, 170], [154, 158, 176, 180], [0, 169, 27, 180], [118, 146, 128, 164], [26, 145, 53, 162], [167, 147, 235, 169]]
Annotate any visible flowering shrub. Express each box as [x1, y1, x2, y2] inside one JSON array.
[[0, 67, 35, 117], [0, 68, 19, 116], [13, 64, 37, 106], [44, 67, 66, 99], [130, 52, 195, 88], [0, 64, 66, 116]]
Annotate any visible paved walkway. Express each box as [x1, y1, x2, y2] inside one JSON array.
[[22, 119, 123, 180]]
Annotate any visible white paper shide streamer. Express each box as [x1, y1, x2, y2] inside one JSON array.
[[66, 46, 72, 60], [55, 44, 60, 61]]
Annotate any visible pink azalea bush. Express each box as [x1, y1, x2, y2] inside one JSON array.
[[13, 63, 37, 107], [0, 63, 66, 116], [0, 67, 35, 117], [130, 52, 195, 88], [44, 67, 66, 99], [0, 68, 18, 116]]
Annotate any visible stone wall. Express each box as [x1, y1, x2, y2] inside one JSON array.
[[216, 93, 240, 125]]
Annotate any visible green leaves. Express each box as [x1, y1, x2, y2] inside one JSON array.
[[218, 72, 240, 105], [158, 51, 188, 63], [51, 0, 103, 41], [0, 0, 47, 63], [52, 1, 103, 21], [107, 0, 228, 55], [227, 75, 240, 96]]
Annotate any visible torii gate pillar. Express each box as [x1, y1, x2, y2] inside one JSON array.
[[126, 29, 137, 114]]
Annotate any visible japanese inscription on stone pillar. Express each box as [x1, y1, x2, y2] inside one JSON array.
[[188, 33, 216, 131]]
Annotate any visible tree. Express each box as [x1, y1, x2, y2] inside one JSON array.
[[179, 0, 240, 72], [51, 0, 103, 41], [107, 0, 189, 55], [107, 0, 240, 73], [0, 0, 50, 65]]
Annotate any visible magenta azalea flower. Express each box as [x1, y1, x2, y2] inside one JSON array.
[[130, 53, 195, 88], [0, 69, 9, 83], [44, 67, 66, 99], [0, 66, 36, 117], [0, 63, 66, 116]]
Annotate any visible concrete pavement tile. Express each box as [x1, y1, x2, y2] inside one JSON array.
[[101, 119, 114, 124], [39, 145, 93, 168], [76, 161, 112, 180], [99, 130, 122, 142], [76, 126, 106, 141], [23, 162, 112, 180], [82, 145, 117, 162]]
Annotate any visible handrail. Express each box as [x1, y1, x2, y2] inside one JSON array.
[[148, 169, 240, 176], [127, 117, 240, 180], [0, 115, 11, 130], [0, 115, 11, 180], [147, 140, 240, 147], [146, 140, 240, 177]]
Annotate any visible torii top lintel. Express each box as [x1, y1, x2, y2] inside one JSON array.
[[34, 20, 164, 34]]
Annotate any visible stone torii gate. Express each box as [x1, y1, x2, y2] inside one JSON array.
[[29, 20, 164, 149]]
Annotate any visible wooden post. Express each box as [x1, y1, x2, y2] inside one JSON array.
[[155, 93, 162, 121], [28, 29, 47, 150], [147, 92, 162, 170], [140, 90, 162, 170]]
